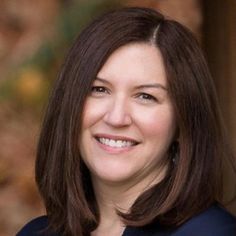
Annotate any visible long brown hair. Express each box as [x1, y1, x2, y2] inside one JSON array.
[[35, 7, 229, 235]]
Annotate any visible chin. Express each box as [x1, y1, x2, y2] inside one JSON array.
[[90, 167, 137, 185]]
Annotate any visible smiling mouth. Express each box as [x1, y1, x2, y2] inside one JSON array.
[[95, 136, 139, 148]]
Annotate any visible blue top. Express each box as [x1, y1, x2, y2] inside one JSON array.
[[16, 205, 236, 236]]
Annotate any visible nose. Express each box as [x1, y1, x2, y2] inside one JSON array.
[[103, 96, 132, 127]]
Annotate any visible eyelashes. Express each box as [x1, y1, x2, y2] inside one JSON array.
[[90, 86, 160, 103], [91, 86, 109, 94], [136, 93, 157, 102]]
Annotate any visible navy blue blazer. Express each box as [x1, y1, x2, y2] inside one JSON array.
[[16, 205, 236, 236]]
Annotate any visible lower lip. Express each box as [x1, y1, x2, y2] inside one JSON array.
[[95, 138, 136, 154]]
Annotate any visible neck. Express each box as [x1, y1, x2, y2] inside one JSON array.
[[91, 163, 167, 235]]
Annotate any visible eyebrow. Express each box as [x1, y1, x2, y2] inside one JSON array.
[[135, 83, 167, 91], [95, 77, 168, 91], [95, 77, 111, 85]]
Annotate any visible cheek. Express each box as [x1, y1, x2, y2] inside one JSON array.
[[136, 108, 176, 140], [81, 99, 106, 128]]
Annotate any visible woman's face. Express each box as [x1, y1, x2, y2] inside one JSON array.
[[80, 43, 176, 186]]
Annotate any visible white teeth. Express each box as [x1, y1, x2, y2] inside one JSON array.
[[98, 137, 135, 148]]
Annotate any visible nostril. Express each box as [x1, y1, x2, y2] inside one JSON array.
[[103, 103, 132, 127]]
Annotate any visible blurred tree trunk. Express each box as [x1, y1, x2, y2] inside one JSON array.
[[203, 0, 236, 153], [202, 0, 236, 214]]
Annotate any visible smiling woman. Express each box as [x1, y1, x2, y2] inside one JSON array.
[[80, 43, 176, 186], [16, 7, 236, 236]]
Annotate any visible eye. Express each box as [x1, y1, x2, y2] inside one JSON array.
[[90, 86, 109, 96], [137, 93, 157, 102]]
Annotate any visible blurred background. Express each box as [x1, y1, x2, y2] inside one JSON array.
[[0, 0, 235, 235]]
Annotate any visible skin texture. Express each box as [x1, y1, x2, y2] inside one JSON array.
[[79, 42, 177, 235]]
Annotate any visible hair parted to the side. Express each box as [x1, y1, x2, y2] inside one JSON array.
[[35, 7, 228, 236]]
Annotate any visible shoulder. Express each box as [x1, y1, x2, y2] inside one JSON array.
[[16, 216, 59, 236], [172, 204, 236, 236]]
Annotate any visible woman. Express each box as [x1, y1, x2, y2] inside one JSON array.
[[17, 7, 236, 236]]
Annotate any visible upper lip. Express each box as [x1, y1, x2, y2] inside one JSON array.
[[94, 133, 140, 144]]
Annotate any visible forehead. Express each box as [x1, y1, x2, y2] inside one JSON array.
[[97, 42, 167, 87]]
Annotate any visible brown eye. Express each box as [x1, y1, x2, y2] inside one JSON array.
[[137, 93, 157, 102], [91, 86, 109, 94]]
